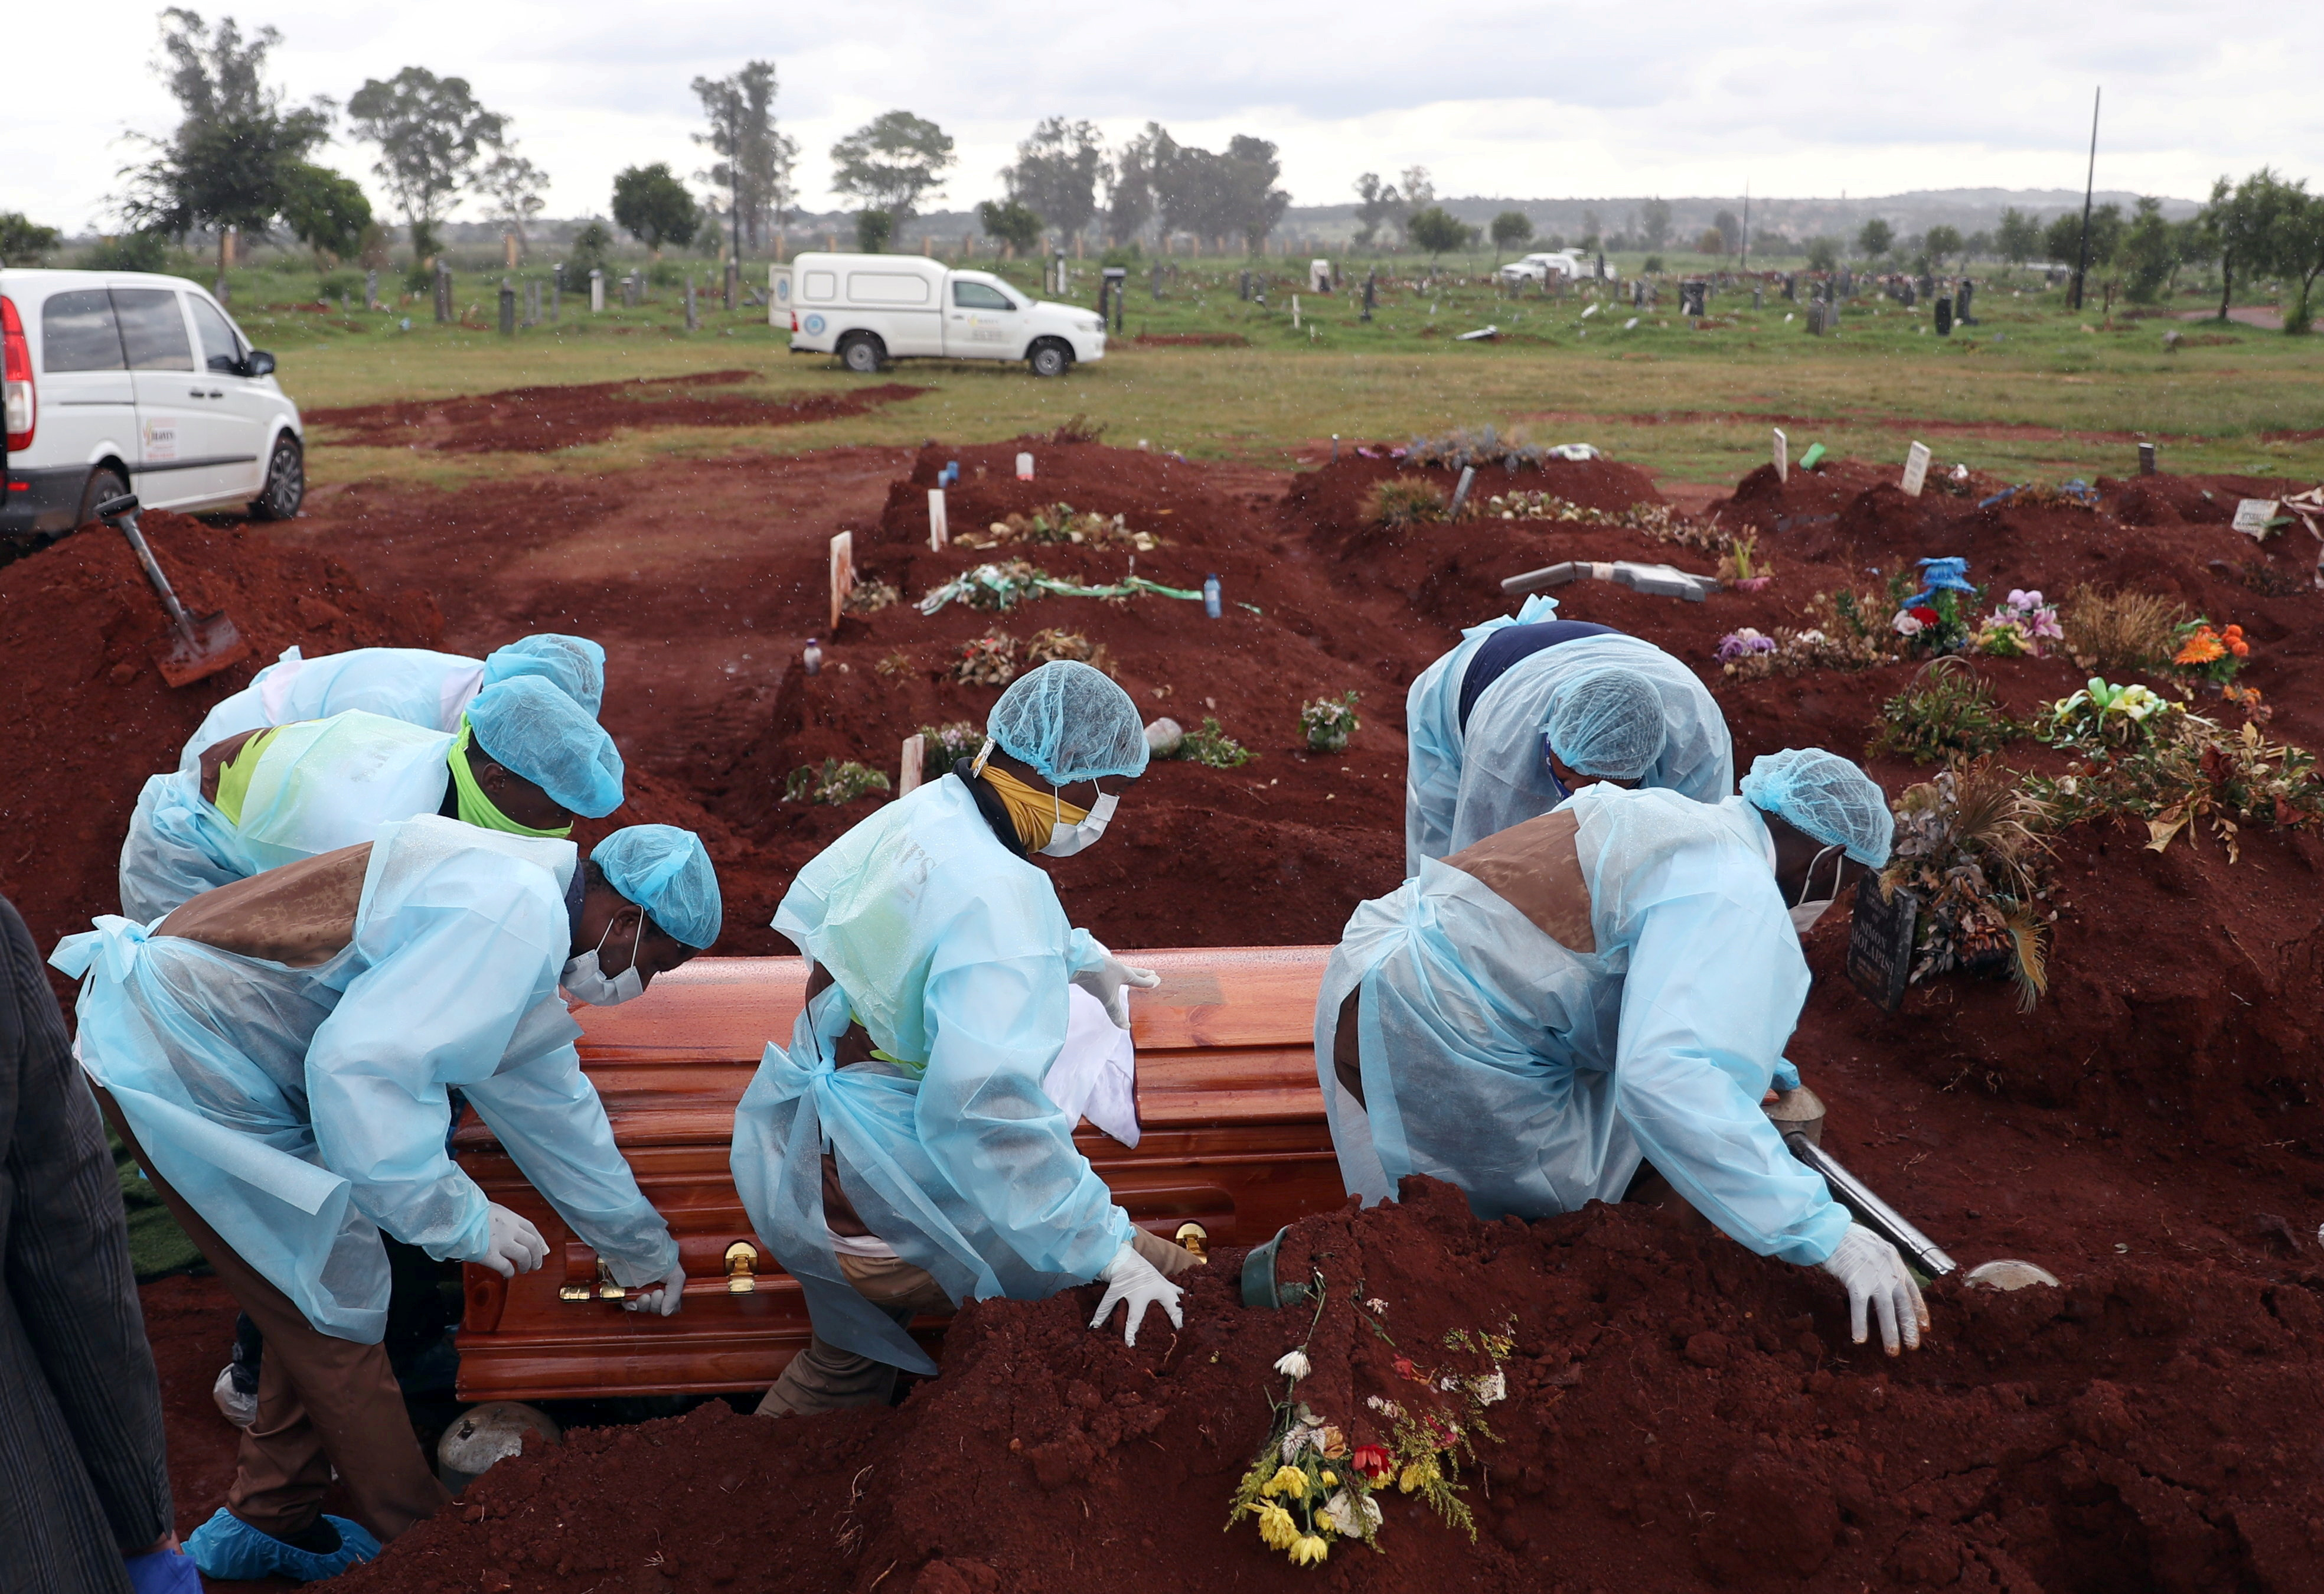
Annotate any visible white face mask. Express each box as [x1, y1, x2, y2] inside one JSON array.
[[1039, 790, 1117, 857], [562, 912, 645, 1006], [1787, 843, 1846, 937]]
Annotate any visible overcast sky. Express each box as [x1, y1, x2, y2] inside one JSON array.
[[8, 0, 2316, 235]]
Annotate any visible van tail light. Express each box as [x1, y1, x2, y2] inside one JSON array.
[[1, 296, 33, 452], [790, 311, 799, 333]]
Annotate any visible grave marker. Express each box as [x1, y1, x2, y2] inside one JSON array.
[[928, 488, 948, 550], [828, 532, 855, 633], [589, 268, 604, 314], [1016, 452, 1034, 481], [2232, 499, 2281, 538], [685, 273, 698, 331], [1773, 427, 1788, 484], [434, 260, 452, 323], [364, 268, 380, 311], [1901, 442, 1933, 497], [899, 734, 926, 796], [1448, 467, 1477, 519], [1845, 876, 1918, 1012], [1934, 296, 1953, 336], [2137, 442, 2156, 475], [498, 279, 516, 335]]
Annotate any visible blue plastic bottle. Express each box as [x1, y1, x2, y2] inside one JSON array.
[[1203, 573, 1222, 619]]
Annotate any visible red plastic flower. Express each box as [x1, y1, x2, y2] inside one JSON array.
[[1908, 605, 1940, 625], [2224, 624, 2250, 658], [1393, 1355, 1428, 1384], [1352, 1445, 1393, 1484]]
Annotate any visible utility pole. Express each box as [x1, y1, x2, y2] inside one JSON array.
[[2069, 86, 2100, 312], [1741, 181, 1750, 273]]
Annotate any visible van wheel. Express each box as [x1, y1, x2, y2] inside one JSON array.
[[249, 434, 305, 520], [76, 467, 129, 529], [838, 334, 886, 374], [1027, 340, 1072, 379]]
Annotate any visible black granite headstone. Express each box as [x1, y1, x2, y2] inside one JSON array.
[[1845, 876, 1919, 1012]]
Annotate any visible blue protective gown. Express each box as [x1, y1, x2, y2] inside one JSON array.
[[731, 773, 1131, 1374], [121, 711, 457, 923], [1404, 614, 1732, 874], [55, 815, 676, 1341], [178, 646, 491, 774], [1318, 784, 1848, 1265]]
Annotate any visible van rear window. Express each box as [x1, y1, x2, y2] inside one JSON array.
[[41, 289, 125, 371], [847, 272, 932, 305]]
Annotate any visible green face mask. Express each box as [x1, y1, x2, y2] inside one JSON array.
[[448, 719, 573, 839]]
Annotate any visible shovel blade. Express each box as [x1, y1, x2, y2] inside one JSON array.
[[151, 611, 249, 688]]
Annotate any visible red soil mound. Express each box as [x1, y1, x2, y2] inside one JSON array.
[[0, 511, 442, 973], [337, 1177, 2324, 1593], [306, 372, 925, 454]]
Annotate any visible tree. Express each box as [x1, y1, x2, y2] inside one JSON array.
[[279, 162, 370, 263], [693, 61, 791, 253], [1352, 173, 1403, 249], [611, 164, 699, 256], [347, 66, 506, 263], [474, 148, 546, 250], [1712, 208, 1741, 254], [830, 110, 954, 223], [1964, 230, 1993, 262], [2273, 189, 2324, 333], [2043, 204, 2121, 279], [566, 220, 613, 281], [1141, 130, 1286, 252], [1696, 227, 1728, 256], [1006, 118, 1105, 245], [2199, 169, 2303, 322], [1579, 208, 1602, 253], [1489, 210, 1533, 260], [855, 209, 893, 253], [1996, 207, 2041, 268], [1922, 224, 1963, 269], [1406, 206, 1474, 259], [119, 9, 334, 278], [1856, 217, 1894, 261], [1400, 167, 1435, 208], [1804, 236, 1840, 272], [1640, 197, 1672, 250], [2116, 197, 2177, 304], [978, 198, 1043, 257], [1220, 135, 1290, 252], [0, 213, 64, 266]]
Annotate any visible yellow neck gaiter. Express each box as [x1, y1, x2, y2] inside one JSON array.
[[213, 728, 281, 827], [978, 763, 1086, 853], [448, 719, 573, 839]]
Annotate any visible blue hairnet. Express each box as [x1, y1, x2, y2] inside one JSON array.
[[466, 677, 625, 818], [594, 825, 722, 948], [986, 661, 1150, 785], [1544, 667, 1667, 780], [483, 634, 606, 716], [1739, 748, 1894, 867]]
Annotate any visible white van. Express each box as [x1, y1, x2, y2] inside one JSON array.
[[1497, 250, 1617, 286], [770, 253, 1106, 378], [1, 268, 304, 547]]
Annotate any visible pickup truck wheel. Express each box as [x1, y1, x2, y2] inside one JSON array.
[[248, 434, 305, 520], [838, 334, 886, 374], [76, 466, 129, 529], [1027, 340, 1073, 379]]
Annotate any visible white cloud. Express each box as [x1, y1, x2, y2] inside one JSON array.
[[5, 0, 2315, 234]]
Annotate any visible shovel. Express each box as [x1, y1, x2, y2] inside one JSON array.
[[94, 493, 249, 687]]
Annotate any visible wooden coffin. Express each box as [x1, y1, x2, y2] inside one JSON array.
[[453, 946, 1341, 1401]]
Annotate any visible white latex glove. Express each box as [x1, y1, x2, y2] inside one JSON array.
[[622, 1259, 687, 1317], [1819, 1223, 1928, 1355], [1089, 1241, 1183, 1346], [476, 1204, 548, 1279], [1071, 952, 1161, 1029]]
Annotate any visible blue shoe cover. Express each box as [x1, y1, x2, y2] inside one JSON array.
[[187, 1507, 381, 1581]]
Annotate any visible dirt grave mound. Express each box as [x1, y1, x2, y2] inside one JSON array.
[[337, 1176, 2324, 1593], [307, 371, 925, 454]]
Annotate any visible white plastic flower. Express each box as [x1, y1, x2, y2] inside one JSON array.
[[1320, 1490, 1383, 1537], [1469, 1370, 1508, 1406], [1275, 1349, 1313, 1381], [1892, 611, 1925, 637], [1365, 1298, 1389, 1314], [1282, 1421, 1323, 1463], [1364, 1395, 1403, 1419]]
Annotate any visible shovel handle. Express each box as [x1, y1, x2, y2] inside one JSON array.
[[104, 504, 198, 642]]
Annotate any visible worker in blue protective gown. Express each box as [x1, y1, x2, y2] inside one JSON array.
[[119, 674, 625, 921], [1321, 748, 1931, 1356], [178, 635, 607, 773], [734, 661, 1199, 1417], [1403, 596, 1733, 873], [51, 818, 719, 1581]]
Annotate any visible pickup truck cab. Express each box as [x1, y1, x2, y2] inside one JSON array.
[[771, 253, 1105, 377], [2, 268, 303, 547]]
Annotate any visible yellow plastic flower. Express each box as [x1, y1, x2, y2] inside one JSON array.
[[1288, 1534, 1331, 1566], [1262, 1464, 1310, 1501], [1319, 1470, 1337, 1488], [1256, 1501, 1301, 1551], [1398, 1458, 1440, 1494]]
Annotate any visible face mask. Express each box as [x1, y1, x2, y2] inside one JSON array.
[[1788, 843, 1845, 936], [1039, 790, 1117, 857], [562, 913, 645, 1005]]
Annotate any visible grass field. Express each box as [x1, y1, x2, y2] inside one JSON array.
[[205, 252, 2324, 491]]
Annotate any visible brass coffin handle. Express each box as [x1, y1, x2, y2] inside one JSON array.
[[597, 1259, 625, 1300], [726, 1241, 759, 1294], [1174, 1222, 1210, 1262]]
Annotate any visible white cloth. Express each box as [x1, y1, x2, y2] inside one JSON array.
[[1042, 985, 1141, 1148]]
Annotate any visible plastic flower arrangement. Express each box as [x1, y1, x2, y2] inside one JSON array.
[[2034, 678, 2179, 755], [781, 758, 893, 806], [916, 721, 988, 765], [1974, 589, 2063, 657], [1715, 628, 1778, 665], [1300, 690, 1363, 754], [1717, 532, 1774, 591], [951, 631, 1019, 686], [958, 501, 1161, 552], [2170, 619, 2251, 687], [1882, 764, 2054, 1010], [1888, 558, 1983, 654]]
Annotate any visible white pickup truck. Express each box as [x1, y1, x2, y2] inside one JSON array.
[[770, 253, 1105, 377]]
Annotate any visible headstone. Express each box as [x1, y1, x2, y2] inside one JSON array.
[[498, 279, 516, 336], [1956, 280, 1974, 324], [2137, 442, 2157, 476], [1101, 266, 1126, 330], [1680, 280, 1707, 317], [1782, 273, 1796, 302], [828, 532, 854, 633], [434, 261, 452, 324], [1901, 441, 1933, 497], [1845, 876, 1918, 1012], [1310, 258, 1331, 292], [1934, 296, 1953, 336], [2232, 499, 2281, 538], [1362, 272, 1376, 321], [1447, 466, 1477, 519], [364, 268, 379, 311], [724, 259, 739, 312], [1752, 285, 1764, 311], [685, 273, 698, 331], [1291, 294, 1300, 329], [928, 488, 948, 550], [589, 269, 604, 314], [1773, 427, 1788, 484], [1151, 262, 1164, 301], [899, 734, 926, 797], [1016, 451, 1034, 481], [1238, 270, 1251, 301], [1837, 269, 1853, 298]]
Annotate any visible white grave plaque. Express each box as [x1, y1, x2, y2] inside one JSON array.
[[899, 733, 926, 796], [828, 531, 855, 633], [1773, 428, 1788, 484], [1016, 451, 1034, 481], [1901, 442, 1933, 497], [928, 488, 948, 550], [2232, 498, 2280, 539]]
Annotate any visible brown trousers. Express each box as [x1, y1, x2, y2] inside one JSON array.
[[756, 1228, 1201, 1418], [100, 1094, 449, 1543]]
